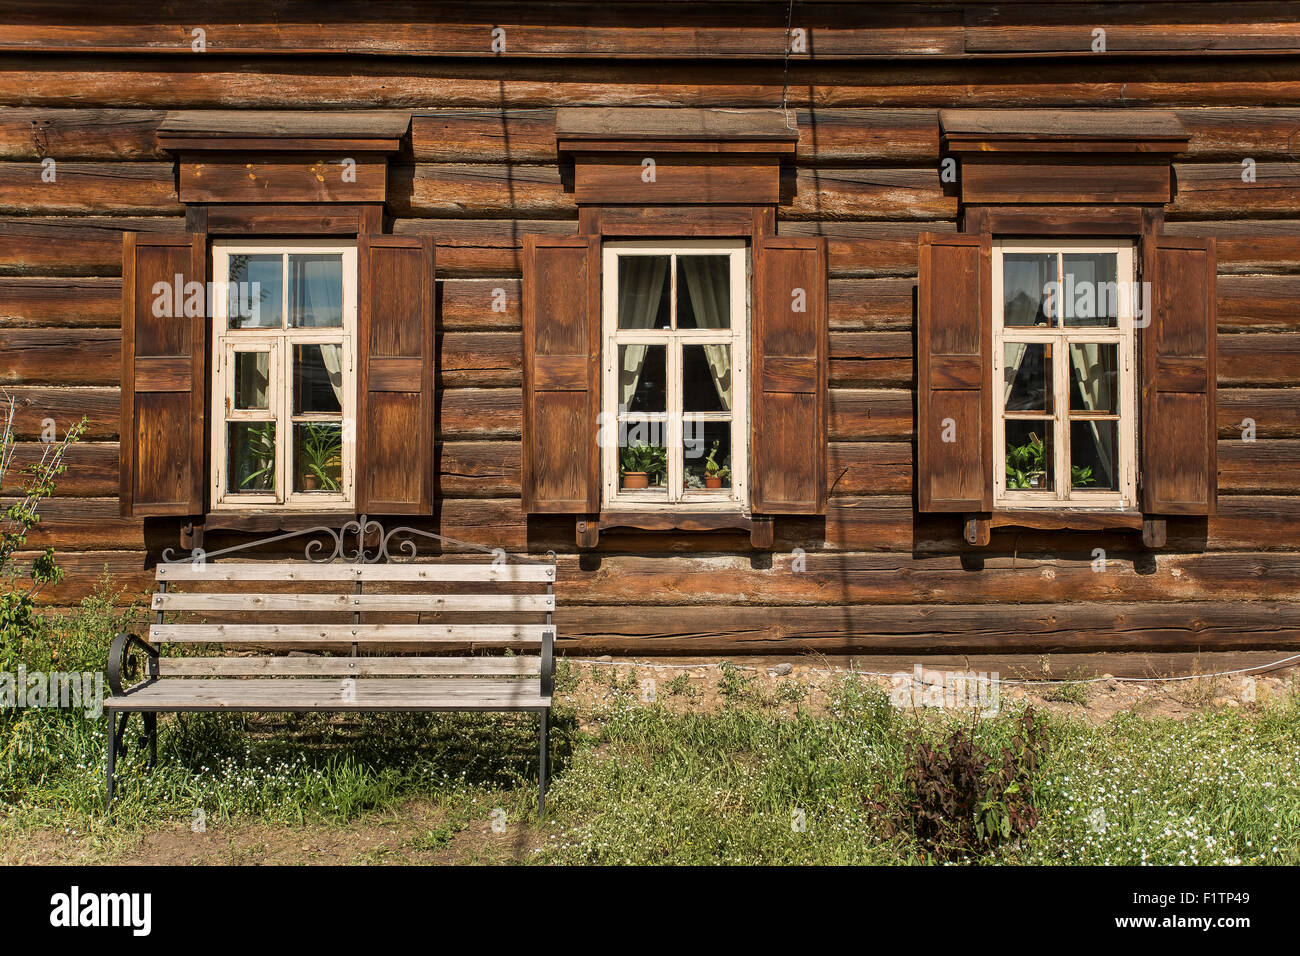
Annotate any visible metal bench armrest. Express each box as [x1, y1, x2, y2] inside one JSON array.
[[108, 632, 158, 696]]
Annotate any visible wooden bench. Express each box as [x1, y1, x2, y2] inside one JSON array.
[[105, 558, 557, 814]]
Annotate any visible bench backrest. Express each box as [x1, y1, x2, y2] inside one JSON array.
[[149, 561, 556, 693]]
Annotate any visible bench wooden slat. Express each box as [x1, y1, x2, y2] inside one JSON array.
[[106, 678, 550, 711], [150, 623, 552, 644], [158, 656, 541, 676], [152, 592, 555, 612], [156, 563, 555, 583]]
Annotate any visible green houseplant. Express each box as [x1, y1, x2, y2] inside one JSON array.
[[1005, 432, 1097, 490], [620, 441, 666, 489], [237, 422, 277, 491], [702, 440, 730, 489], [298, 423, 342, 492]]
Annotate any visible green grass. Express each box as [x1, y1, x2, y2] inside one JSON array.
[[4, 591, 1300, 865]]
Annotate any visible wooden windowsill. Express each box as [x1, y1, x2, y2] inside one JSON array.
[[963, 510, 1165, 548], [989, 509, 1144, 532], [576, 511, 774, 549], [200, 511, 358, 533]]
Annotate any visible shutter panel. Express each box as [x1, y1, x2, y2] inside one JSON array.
[[917, 233, 993, 512], [521, 235, 600, 513], [120, 232, 206, 517], [1142, 236, 1217, 515], [356, 235, 435, 514], [750, 236, 828, 514]]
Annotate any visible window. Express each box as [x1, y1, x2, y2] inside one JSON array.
[[210, 241, 357, 509], [992, 240, 1137, 509], [601, 240, 748, 509]]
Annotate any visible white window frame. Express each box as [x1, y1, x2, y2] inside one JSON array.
[[210, 240, 357, 511], [992, 239, 1138, 511], [601, 240, 749, 511]]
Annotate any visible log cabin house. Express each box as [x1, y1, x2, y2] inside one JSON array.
[[2, 1, 1300, 674]]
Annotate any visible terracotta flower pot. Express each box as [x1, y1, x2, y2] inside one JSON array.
[[622, 472, 649, 489], [302, 473, 320, 491], [705, 475, 724, 488]]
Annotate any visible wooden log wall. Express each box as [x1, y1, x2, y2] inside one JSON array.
[[3, 1, 1300, 655]]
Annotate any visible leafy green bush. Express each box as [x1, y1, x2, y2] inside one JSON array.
[[897, 707, 1048, 859], [0, 395, 85, 665]]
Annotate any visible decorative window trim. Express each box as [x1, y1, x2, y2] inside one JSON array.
[[991, 239, 1139, 511], [209, 239, 358, 511], [600, 239, 750, 512]]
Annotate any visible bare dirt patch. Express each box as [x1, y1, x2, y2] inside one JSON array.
[[561, 655, 1300, 726]]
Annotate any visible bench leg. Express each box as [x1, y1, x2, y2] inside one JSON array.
[[144, 713, 157, 770], [105, 708, 116, 812], [538, 709, 549, 819]]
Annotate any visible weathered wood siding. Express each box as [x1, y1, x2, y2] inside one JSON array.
[[3, 2, 1300, 653]]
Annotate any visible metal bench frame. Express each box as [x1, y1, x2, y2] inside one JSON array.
[[105, 518, 556, 816]]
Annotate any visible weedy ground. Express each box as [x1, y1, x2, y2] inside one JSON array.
[[3, 589, 1299, 865]]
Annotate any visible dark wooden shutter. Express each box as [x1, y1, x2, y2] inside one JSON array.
[[917, 233, 993, 512], [750, 236, 828, 514], [120, 232, 206, 517], [521, 235, 600, 513], [1142, 236, 1217, 515], [357, 235, 435, 514]]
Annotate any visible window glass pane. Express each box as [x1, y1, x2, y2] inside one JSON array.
[[1062, 253, 1119, 328], [227, 422, 276, 493], [1003, 253, 1057, 327], [1004, 421, 1054, 492], [233, 351, 270, 410], [1068, 343, 1120, 414], [618, 428, 667, 493], [618, 344, 666, 413], [617, 256, 671, 330], [676, 256, 731, 330], [683, 421, 733, 493], [293, 344, 344, 415], [228, 254, 282, 329], [1071, 420, 1119, 491], [682, 344, 731, 411], [1003, 342, 1052, 413], [289, 254, 344, 328], [293, 422, 343, 493]]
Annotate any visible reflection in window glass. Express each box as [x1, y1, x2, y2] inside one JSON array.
[[617, 256, 671, 330], [682, 344, 731, 412], [1068, 343, 1119, 414], [228, 254, 282, 329], [1062, 253, 1119, 327], [676, 256, 731, 329], [1003, 253, 1057, 327], [233, 351, 270, 410], [293, 344, 344, 415], [618, 344, 666, 413], [1071, 420, 1119, 491], [1003, 343, 1052, 413], [227, 422, 276, 493], [290, 254, 344, 328]]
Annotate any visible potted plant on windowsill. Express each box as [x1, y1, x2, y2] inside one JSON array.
[[1006, 431, 1098, 490], [620, 442, 666, 490], [298, 422, 342, 492], [703, 440, 729, 489], [1006, 432, 1048, 490], [238, 422, 276, 492]]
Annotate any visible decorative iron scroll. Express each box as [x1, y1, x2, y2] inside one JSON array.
[[161, 516, 555, 566]]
